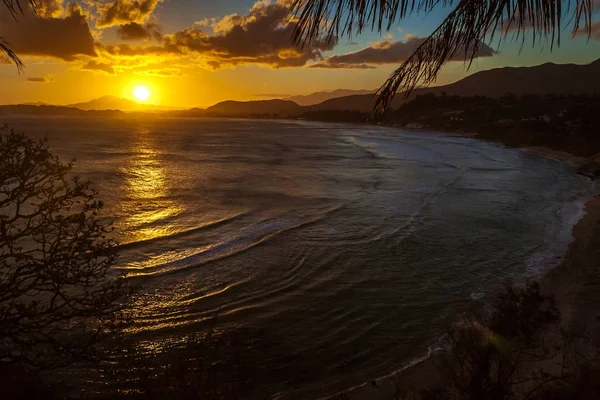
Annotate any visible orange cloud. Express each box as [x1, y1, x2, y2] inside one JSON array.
[[163, 0, 336, 68], [82, 60, 116, 74], [89, 0, 336, 72], [96, 0, 163, 28], [35, 0, 65, 18]]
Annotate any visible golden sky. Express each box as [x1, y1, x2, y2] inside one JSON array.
[[1, 0, 599, 107]]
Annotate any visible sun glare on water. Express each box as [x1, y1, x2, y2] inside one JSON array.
[[133, 85, 151, 102]]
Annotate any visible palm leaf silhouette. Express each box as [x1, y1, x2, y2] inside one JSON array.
[[290, 0, 595, 112]]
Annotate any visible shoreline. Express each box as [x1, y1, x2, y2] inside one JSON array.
[[343, 129, 599, 400]]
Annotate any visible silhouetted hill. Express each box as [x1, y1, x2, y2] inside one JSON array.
[[424, 59, 600, 98], [307, 93, 408, 112], [307, 58, 600, 112], [284, 89, 375, 106], [0, 104, 124, 117], [205, 99, 302, 116], [166, 108, 206, 118], [23, 101, 51, 106], [68, 95, 172, 111]]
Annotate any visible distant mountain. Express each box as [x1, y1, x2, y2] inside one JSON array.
[[22, 101, 51, 106], [422, 58, 600, 98], [205, 99, 302, 116], [68, 95, 173, 111], [284, 89, 375, 106], [0, 104, 124, 117], [308, 58, 600, 112]]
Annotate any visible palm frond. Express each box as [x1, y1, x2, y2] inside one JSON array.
[[291, 0, 595, 113], [291, 0, 456, 46], [375, 0, 593, 112], [1, 39, 24, 70], [1, 0, 35, 71]]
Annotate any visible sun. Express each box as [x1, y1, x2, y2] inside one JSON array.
[[133, 85, 151, 102]]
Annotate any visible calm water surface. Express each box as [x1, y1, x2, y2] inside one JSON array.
[[7, 117, 592, 398]]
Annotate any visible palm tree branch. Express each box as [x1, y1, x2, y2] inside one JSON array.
[[373, 0, 593, 111], [0, 38, 24, 70], [291, 0, 594, 112], [290, 0, 457, 46], [1, 0, 37, 71]]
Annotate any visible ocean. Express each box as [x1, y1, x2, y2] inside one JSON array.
[[5, 116, 593, 398]]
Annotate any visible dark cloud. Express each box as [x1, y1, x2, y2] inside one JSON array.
[[135, 67, 184, 76], [82, 60, 116, 74], [116, 22, 162, 40], [310, 62, 375, 69], [26, 75, 55, 83], [163, 0, 336, 68], [590, 21, 600, 40], [576, 20, 600, 40], [0, 4, 96, 61], [97, 42, 182, 56], [314, 35, 496, 68], [96, 0, 163, 28]]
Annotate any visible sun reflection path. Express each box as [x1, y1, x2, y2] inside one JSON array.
[[118, 132, 183, 243]]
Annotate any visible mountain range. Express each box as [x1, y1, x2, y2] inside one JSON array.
[[67, 95, 175, 112], [283, 89, 375, 106], [3, 58, 599, 117]]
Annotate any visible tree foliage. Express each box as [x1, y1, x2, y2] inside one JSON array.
[[0, 127, 128, 371]]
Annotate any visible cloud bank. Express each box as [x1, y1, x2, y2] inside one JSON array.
[[116, 22, 162, 41], [311, 35, 497, 69]]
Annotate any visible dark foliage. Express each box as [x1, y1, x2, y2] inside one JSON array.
[[427, 280, 600, 399], [388, 93, 600, 162], [0, 127, 129, 373]]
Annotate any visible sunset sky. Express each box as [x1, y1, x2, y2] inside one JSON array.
[[1, 0, 600, 108]]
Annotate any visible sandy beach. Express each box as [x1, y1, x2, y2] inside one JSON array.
[[344, 145, 600, 400], [541, 195, 600, 338]]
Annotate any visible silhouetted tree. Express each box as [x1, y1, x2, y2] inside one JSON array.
[[0, 127, 129, 372], [290, 0, 595, 111]]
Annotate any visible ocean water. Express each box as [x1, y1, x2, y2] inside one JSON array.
[[6, 117, 592, 398]]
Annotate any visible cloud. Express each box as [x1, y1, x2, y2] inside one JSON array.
[[97, 42, 182, 56], [116, 22, 162, 40], [309, 62, 375, 69], [6, 0, 336, 76], [134, 67, 184, 77], [313, 35, 496, 68], [576, 20, 600, 40], [26, 75, 56, 83], [161, 0, 336, 68], [35, 0, 65, 18], [0, 4, 96, 61], [96, 0, 163, 28], [589, 21, 600, 40], [82, 60, 116, 74]]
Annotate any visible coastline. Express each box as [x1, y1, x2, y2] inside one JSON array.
[[343, 129, 599, 400]]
